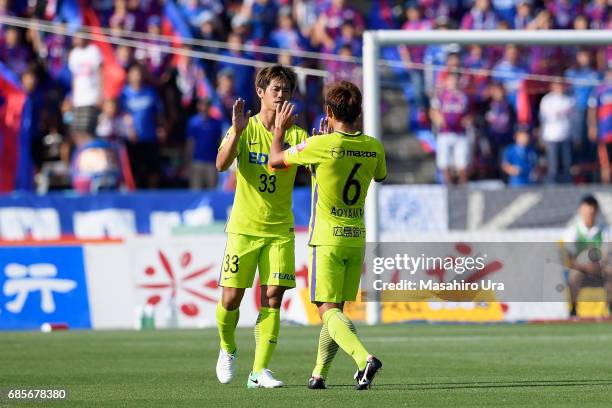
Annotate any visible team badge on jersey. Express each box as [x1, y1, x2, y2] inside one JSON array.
[[288, 141, 307, 156]]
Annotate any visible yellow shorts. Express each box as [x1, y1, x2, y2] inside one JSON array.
[[309, 245, 364, 303], [220, 233, 296, 289]]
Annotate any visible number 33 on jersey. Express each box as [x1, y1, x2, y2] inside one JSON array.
[[282, 130, 387, 247], [220, 115, 309, 237]]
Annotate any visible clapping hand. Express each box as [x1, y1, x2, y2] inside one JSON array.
[[232, 98, 250, 135], [274, 101, 295, 131], [312, 116, 332, 136]]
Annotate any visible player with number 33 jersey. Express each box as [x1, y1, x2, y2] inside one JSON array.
[[214, 65, 308, 389]]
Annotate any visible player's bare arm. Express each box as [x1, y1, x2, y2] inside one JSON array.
[[569, 255, 603, 276], [216, 98, 251, 172], [270, 101, 295, 169]]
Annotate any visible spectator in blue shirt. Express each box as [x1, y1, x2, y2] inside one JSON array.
[[180, 0, 224, 32], [218, 32, 256, 108], [485, 82, 516, 152], [120, 64, 164, 188], [502, 128, 538, 186], [514, 0, 534, 29], [565, 49, 601, 161], [565, 50, 600, 111], [185, 98, 223, 189], [333, 21, 363, 58], [270, 7, 308, 65], [120, 65, 163, 143], [423, 42, 458, 95], [492, 0, 517, 27], [243, 0, 278, 43], [492, 44, 529, 111]]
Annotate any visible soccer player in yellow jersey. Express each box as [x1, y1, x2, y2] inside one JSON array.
[[270, 81, 387, 390], [215, 65, 309, 388]]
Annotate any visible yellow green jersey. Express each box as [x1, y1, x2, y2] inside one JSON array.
[[283, 130, 387, 247], [220, 114, 308, 237]]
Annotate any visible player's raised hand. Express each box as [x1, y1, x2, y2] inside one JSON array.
[[275, 100, 295, 131], [312, 116, 332, 136], [232, 98, 250, 134]]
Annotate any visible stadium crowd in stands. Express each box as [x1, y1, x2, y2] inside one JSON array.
[[0, 0, 610, 191]]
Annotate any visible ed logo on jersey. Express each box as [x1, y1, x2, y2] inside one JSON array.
[[248, 142, 291, 166], [248, 152, 269, 165]]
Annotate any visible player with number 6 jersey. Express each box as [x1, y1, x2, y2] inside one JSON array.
[[214, 65, 308, 389], [270, 81, 387, 391], [283, 130, 386, 248]]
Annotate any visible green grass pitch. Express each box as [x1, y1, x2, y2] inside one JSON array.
[[2, 323, 612, 407]]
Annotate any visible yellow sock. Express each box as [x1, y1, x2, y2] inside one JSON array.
[[252, 307, 280, 373], [216, 302, 239, 354], [323, 308, 369, 370], [312, 323, 341, 379]]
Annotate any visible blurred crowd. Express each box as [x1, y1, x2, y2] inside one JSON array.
[[0, 0, 610, 191], [408, 1, 612, 186]]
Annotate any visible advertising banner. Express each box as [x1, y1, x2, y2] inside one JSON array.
[[0, 246, 91, 330], [83, 234, 313, 329], [0, 189, 311, 240], [379, 185, 448, 233], [1, 230, 595, 330], [448, 187, 612, 230]]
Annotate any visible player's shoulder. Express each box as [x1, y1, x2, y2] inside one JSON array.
[[361, 133, 385, 150], [287, 124, 310, 142], [246, 115, 259, 130], [288, 124, 309, 136], [597, 222, 611, 236], [320, 132, 342, 141], [300, 132, 335, 144], [312, 132, 343, 148], [239, 115, 263, 137], [286, 133, 335, 155], [361, 133, 378, 142]]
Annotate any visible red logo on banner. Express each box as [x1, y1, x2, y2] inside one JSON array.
[[138, 249, 217, 318]]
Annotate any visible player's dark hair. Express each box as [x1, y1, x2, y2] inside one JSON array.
[[580, 194, 599, 209], [325, 81, 362, 124], [255, 65, 297, 92]]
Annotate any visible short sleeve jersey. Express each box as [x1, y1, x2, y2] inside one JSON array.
[[283, 131, 387, 247], [220, 115, 308, 237]]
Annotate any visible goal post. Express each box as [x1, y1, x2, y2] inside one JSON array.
[[362, 29, 612, 325]]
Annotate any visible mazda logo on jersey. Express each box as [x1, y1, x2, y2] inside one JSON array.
[[331, 147, 377, 159], [346, 150, 377, 158], [331, 147, 345, 158]]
